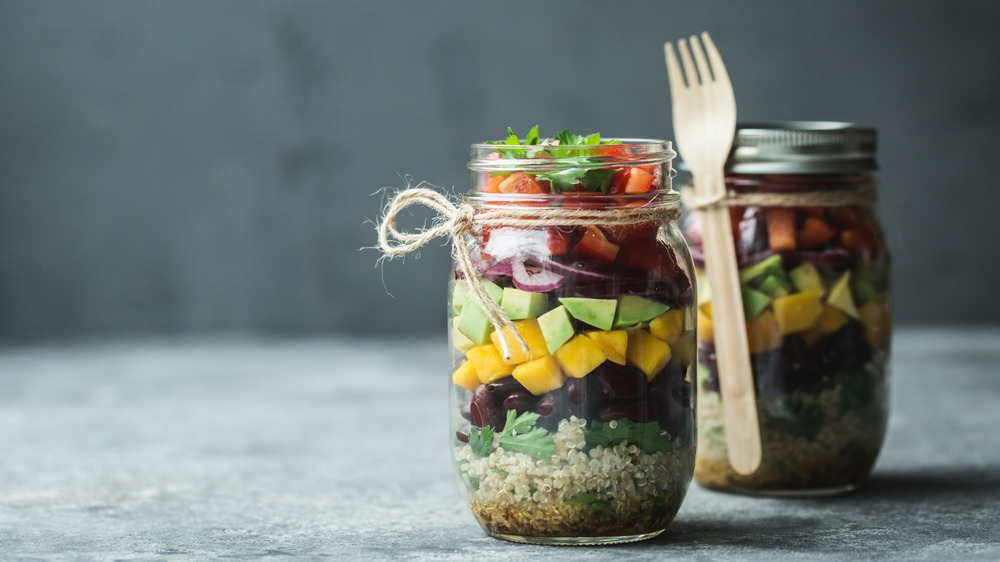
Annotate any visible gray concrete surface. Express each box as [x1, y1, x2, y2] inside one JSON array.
[[1, 327, 998, 559], [2, 1, 1000, 341]]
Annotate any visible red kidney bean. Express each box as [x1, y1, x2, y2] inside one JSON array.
[[595, 403, 629, 422], [625, 400, 661, 423], [455, 430, 469, 444], [536, 390, 567, 431], [471, 384, 503, 428], [487, 376, 528, 401], [503, 392, 535, 415], [596, 364, 647, 400]]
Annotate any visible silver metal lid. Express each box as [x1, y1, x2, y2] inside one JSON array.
[[725, 121, 878, 174]]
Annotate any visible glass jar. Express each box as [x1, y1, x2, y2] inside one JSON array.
[[449, 135, 696, 544], [683, 122, 891, 495]]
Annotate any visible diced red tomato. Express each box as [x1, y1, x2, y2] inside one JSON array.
[[546, 227, 575, 256], [483, 174, 504, 193], [623, 167, 654, 194], [573, 225, 620, 263], [624, 234, 680, 278], [729, 206, 746, 234], [607, 168, 629, 195], [766, 208, 797, 251], [797, 216, 838, 248], [829, 206, 866, 229], [497, 172, 544, 194], [840, 224, 881, 259]]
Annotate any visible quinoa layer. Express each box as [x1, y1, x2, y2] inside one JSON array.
[[455, 416, 694, 538]]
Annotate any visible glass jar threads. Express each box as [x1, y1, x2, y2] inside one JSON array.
[[683, 122, 891, 495], [448, 131, 697, 544]]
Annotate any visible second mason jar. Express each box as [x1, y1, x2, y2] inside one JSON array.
[[449, 132, 696, 544], [683, 122, 892, 495]]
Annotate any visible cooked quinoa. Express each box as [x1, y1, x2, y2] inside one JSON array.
[[455, 416, 694, 538], [695, 383, 887, 492]]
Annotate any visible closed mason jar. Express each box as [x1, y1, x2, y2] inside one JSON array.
[[683, 122, 891, 495], [449, 136, 697, 544]]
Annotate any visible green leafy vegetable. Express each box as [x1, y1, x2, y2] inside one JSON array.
[[468, 425, 494, 458], [468, 476, 480, 490], [568, 493, 610, 511], [488, 127, 625, 193], [836, 368, 876, 412], [585, 419, 674, 454], [489, 466, 508, 475], [765, 397, 824, 440], [496, 410, 557, 460]]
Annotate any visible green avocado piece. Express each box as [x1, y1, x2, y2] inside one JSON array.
[[789, 263, 825, 296], [559, 297, 617, 331], [759, 274, 790, 299], [741, 286, 773, 320], [501, 287, 549, 320], [457, 279, 504, 345], [738, 254, 783, 286], [612, 295, 670, 329], [827, 271, 860, 319], [851, 278, 879, 305], [538, 305, 575, 353], [451, 281, 469, 315]]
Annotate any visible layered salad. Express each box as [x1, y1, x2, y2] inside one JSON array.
[[449, 129, 696, 541]]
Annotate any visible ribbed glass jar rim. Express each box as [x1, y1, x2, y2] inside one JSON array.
[[468, 139, 676, 173], [464, 190, 680, 207]]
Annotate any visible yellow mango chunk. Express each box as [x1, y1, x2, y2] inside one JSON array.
[[584, 330, 628, 365], [771, 289, 824, 335], [465, 344, 514, 384], [452, 318, 476, 352], [814, 304, 848, 335], [512, 355, 565, 396], [553, 334, 607, 378], [672, 331, 696, 367], [859, 299, 891, 347], [649, 309, 684, 344], [451, 361, 480, 392], [490, 318, 550, 365], [698, 305, 714, 344], [746, 310, 782, 354], [626, 329, 672, 381]]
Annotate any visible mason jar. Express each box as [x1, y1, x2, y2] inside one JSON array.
[[683, 122, 891, 495], [448, 134, 696, 544]]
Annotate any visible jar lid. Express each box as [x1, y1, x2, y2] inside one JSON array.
[[725, 121, 878, 174]]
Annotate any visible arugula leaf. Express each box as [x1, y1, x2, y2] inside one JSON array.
[[468, 425, 494, 458], [568, 493, 610, 511], [580, 168, 619, 192], [585, 419, 674, 454], [496, 411, 557, 460]]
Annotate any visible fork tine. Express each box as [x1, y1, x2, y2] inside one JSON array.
[[701, 32, 732, 90], [689, 34, 712, 83], [663, 42, 687, 92], [676, 38, 700, 88]]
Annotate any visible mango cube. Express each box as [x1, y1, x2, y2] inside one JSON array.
[[859, 299, 891, 347], [553, 334, 607, 378], [512, 355, 565, 396], [465, 344, 514, 384], [814, 304, 848, 335], [771, 289, 824, 335], [649, 309, 684, 344], [584, 330, 628, 365], [626, 329, 672, 381], [698, 305, 714, 344], [672, 331, 695, 367], [746, 310, 782, 354], [451, 361, 480, 392], [490, 318, 549, 365]]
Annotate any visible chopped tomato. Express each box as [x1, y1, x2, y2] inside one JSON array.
[[497, 172, 544, 194], [483, 174, 504, 193], [623, 167, 654, 194], [797, 216, 838, 248], [828, 206, 866, 229], [624, 235, 680, 278], [573, 225, 620, 263], [546, 227, 575, 255], [607, 168, 629, 195], [766, 208, 797, 251], [840, 224, 881, 258], [729, 206, 746, 234]]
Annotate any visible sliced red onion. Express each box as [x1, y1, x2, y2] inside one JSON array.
[[511, 259, 565, 292], [537, 257, 617, 282], [482, 261, 514, 279]]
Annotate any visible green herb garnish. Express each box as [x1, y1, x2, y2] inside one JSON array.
[[468, 425, 494, 458], [585, 419, 674, 454], [766, 397, 825, 440], [489, 466, 508, 475], [497, 410, 557, 460], [487, 127, 625, 193]]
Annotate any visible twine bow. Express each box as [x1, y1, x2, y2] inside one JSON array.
[[376, 186, 681, 360]]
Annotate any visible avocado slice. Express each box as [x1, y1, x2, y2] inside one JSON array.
[[501, 287, 549, 320], [759, 274, 790, 298], [612, 295, 670, 329], [457, 278, 505, 345], [738, 254, 783, 286], [789, 263, 825, 296], [827, 271, 860, 319], [559, 297, 617, 331], [538, 305, 575, 354], [741, 286, 773, 320]]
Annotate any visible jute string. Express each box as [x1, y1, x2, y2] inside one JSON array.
[[680, 182, 877, 210], [376, 187, 681, 360]]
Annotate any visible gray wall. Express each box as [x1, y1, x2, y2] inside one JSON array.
[[1, 1, 998, 341]]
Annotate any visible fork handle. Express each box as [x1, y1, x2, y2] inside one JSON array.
[[697, 170, 763, 475]]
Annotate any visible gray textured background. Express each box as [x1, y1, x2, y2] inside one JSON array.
[[2, 1, 999, 341]]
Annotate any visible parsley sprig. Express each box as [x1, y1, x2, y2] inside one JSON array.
[[486, 126, 624, 193], [467, 410, 557, 460], [585, 419, 674, 454]]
